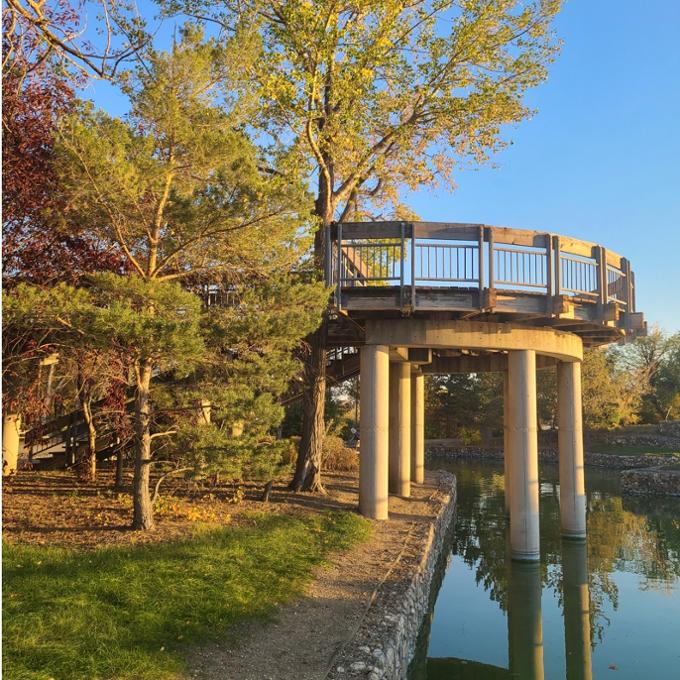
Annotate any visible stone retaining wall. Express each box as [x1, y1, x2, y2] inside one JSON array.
[[426, 446, 680, 470], [326, 471, 457, 680], [588, 421, 680, 450], [620, 467, 680, 496]]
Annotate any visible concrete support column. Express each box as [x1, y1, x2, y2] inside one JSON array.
[[558, 361, 587, 539], [3, 413, 21, 476], [411, 372, 425, 484], [503, 371, 511, 516], [508, 350, 540, 561], [508, 561, 545, 680], [359, 345, 390, 519], [562, 539, 593, 680], [389, 362, 411, 497]]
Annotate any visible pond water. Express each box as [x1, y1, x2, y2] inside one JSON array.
[[410, 461, 680, 680]]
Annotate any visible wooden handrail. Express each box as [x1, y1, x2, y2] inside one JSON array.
[[329, 221, 636, 313]]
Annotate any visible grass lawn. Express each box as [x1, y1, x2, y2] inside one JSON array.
[[3, 511, 370, 680], [588, 444, 680, 456]]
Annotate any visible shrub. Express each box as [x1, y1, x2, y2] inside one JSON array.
[[323, 435, 359, 472], [458, 426, 482, 445]]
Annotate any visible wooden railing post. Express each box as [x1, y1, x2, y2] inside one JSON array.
[[485, 226, 496, 311], [546, 233, 554, 313], [410, 223, 417, 311], [478, 225, 485, 310], [400, 222, 406, 309], [553, 235, 561, 298], [596, 246, 607, 310], [336, 222, 343, 311], [487, 226, 495, 291]]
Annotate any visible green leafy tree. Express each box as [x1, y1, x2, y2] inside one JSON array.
[[166, 0, 563, 490], [159, 276, 329, 489], [425, 372, 503, 440], [3, 277, 205, 485], [611, 328, 680, 423], [51, 28, 323, 529], [580, 348, 646, 429]]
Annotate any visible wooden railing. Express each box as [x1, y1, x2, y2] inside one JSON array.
[[327, 221, 636, 314]]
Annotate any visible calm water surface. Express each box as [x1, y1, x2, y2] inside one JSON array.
[[410, 461, 680, 680]]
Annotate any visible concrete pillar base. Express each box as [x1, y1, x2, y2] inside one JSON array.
[[558, 361, 587, 539], [389, 362, 411, 497], [503, 371, 511, 517], [3, 413, 21, 476], [411, 372, 425, 484], [508, 350, 540, 562], [359, 345, 390, 519]]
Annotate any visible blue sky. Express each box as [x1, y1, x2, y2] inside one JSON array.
[[84, 0, 680, 331]]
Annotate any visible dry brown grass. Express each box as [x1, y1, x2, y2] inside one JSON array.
[[323, 435, 359, 472]]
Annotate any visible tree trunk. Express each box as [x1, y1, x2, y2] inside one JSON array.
[[87, 425, 97, 480], [132, 358, 155, 530], [81, 400, 97, 482], [291, 179, 333, 493], [114, 441, 125, 490], [290, 323, 327, 492]]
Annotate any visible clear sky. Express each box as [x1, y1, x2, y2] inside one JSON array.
[[84, 0, 680, 332]]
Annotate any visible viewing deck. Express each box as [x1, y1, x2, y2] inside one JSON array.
[[326, 221, 645, 348]]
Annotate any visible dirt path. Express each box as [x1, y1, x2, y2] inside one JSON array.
[[187, 471, 447, 680]]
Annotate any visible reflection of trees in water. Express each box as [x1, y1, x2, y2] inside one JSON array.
[[588, 494, 680, 591], [446, 463, 680, 650], [621, 494, 680, 589], [448, 467, 513, 608]]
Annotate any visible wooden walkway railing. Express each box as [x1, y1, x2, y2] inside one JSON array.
[[326, 221, 636, 315]]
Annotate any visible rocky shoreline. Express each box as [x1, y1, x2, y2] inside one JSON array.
[[326, 471, 457, 680], [620, 467, 680, 496], [427, 444, 679, 469]]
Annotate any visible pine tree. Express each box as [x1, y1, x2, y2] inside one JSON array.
[[46, 26, 325, 529]]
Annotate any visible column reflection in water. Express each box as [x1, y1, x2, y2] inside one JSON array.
[[507, 560, 545, 680], [562, 539, 593, 680]]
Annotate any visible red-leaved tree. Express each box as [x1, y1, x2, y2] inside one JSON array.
[[2, 6, 129, 442], [2, 4, 128, 287]]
